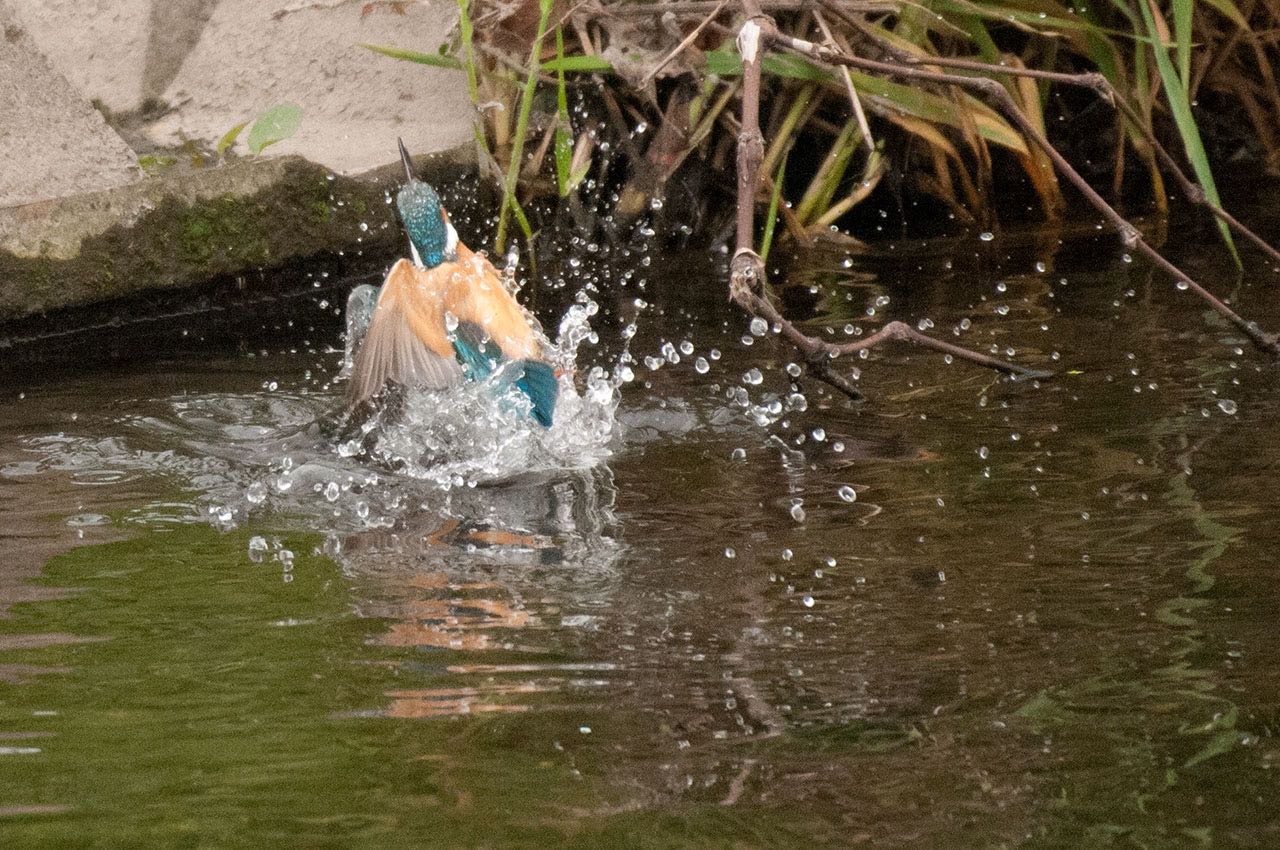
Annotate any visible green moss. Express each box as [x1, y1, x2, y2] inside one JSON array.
[[176, 196, 270, 268]]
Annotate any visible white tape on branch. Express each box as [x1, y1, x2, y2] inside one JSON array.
[[737, 20, 761, 64]]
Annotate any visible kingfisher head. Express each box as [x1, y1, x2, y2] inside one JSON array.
[[395, 138, 456, 269]]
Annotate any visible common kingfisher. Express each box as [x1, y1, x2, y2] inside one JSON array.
[[345, 140, 558, 427]]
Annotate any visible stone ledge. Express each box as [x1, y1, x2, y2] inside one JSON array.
[[0, 146, 475, 324]]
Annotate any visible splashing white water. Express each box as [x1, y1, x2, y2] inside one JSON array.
[[339, 290, 624, 489]]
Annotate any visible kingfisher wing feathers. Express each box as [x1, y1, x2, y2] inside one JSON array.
[[444, 245, 546, 362], [347, 250, 557, 425], [348, 259, 465, 403]]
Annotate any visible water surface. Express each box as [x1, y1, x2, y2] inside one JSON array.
[[2, 223, 1279, 848]]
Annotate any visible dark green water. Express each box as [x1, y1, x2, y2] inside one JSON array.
[[2, 219, 1279, 848]]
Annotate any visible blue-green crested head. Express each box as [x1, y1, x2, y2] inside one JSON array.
[[396, 180, 450, 268]]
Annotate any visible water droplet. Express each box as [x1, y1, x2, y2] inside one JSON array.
[[1176, 280, 1190, 290], [977, 446, 990, 459], [837, 485, 856, 502], [324, 481, 341, 502], [790, 502, 806, 522], [802, 595, 815, 608], [743, 368, 764, 385], [1217, 398, 1238, 415], [979, 231, 995, 242], [749, 317, 768, 337], [694, 356, 710, 374], [725, 547, 736, 559], [245, 482, 267, 505]]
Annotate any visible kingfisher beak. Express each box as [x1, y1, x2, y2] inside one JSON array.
[[397, 137, 415, 181]]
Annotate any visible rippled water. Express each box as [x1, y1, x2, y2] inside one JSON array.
[[2, 218, 1280, 848]]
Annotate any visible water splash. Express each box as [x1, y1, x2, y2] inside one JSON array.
[[335, 289, 622, 491]]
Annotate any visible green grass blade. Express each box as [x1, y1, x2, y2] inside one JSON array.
[[760, 151, 789, 263], [1172, 0, 1192, 86], [540, 55, 614, 73], [495, 0, 554, 253], [554, 27, 574, 197], [1137, 0, 1238, 264], [360, 43, 464, 70]]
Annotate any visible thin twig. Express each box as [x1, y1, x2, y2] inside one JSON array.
[[640, 0, 730, 86], [813, 10, 873, 152]]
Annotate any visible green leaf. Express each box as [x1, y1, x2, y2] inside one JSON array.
[[247, 103, 302, 155], [540, 54, 614, 74], [704, 49, 832, 81], [360, 42, 464, 70], [1137, 0, 1238, 263], [216, 121, 248, 156]]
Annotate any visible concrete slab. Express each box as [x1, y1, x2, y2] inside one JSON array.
[[0, 2, 142, 207], [3, 0, 154, 114], [145, 0, 476, 174]]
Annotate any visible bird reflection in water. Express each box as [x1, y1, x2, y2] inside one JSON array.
[[328, 467, 621, 720]]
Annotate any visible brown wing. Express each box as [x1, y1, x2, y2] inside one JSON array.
[[446, 245, 547, 361], [347, 260, 465, 403]]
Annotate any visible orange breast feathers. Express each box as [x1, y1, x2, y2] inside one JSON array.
[[377, 250, 546, 361]]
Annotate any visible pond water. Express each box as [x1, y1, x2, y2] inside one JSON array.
[[1, 215, 1279, 848]]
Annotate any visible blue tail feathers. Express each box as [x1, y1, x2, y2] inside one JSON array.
[[513, 360, 558, 428], [451, 322, 557, 427]]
